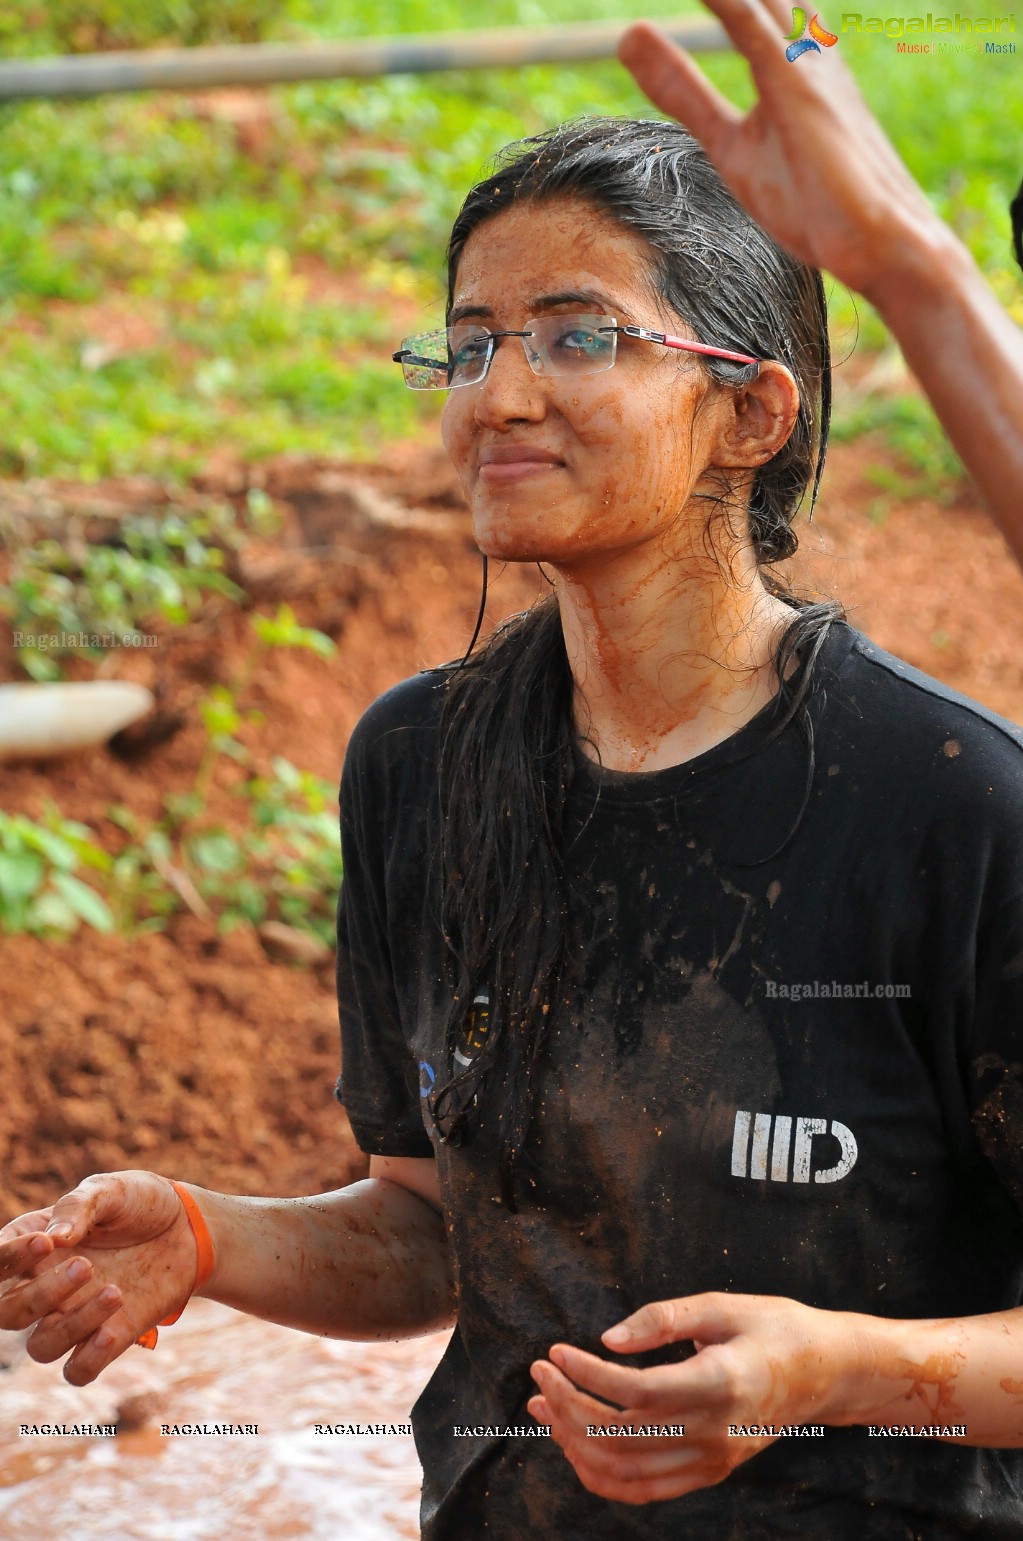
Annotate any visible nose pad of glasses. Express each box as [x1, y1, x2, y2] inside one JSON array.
[[524, 341, 545, 376]]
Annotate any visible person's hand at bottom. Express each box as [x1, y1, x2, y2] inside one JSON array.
[[528, 1291, 854, 1503]]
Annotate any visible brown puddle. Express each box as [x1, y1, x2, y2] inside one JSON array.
[[0, 1300, 449, 1540]]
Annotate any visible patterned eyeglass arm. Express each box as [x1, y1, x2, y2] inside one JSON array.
[[611, 324, 760, 368]]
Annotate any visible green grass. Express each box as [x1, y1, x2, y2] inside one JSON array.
[[0, 0, 1020, 483]]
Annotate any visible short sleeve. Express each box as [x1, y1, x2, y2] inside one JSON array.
[[334, 686, 437, 1159]]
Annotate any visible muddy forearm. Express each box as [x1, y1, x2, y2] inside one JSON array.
[[864, 226, 1023, 571], [825, 1306, 1023, 1445], [189, 1178, 455, 1339]]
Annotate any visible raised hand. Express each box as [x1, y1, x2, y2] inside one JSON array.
[[618, 11, 941, 301], [619, 8, 1023, 568], [0, 1171, 201, 1385]]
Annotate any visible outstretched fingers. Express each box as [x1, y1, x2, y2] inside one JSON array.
[[679, 0, 799, 55], [618, 22, 741, 159]]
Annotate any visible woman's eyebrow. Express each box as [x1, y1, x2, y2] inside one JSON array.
[[532, 288, 618, 312], [448, 303, 493, 325], [448, 288, 622, 326]]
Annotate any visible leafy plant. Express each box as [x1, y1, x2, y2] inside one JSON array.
[[103, 808, 182, 933], [173, 757, 342, 942], [186, 603, 334, 801], [101, 607, 339, 945], [0, 804, 114, 937], [101, 755, 343, 946], [234, 756, 342, 943], [2, 502, 247, 680]]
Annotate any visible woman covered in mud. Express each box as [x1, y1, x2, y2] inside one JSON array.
[[4, 10, 1023, 1540]]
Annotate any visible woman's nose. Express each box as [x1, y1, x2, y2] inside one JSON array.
[[472, 336, 547, 427]]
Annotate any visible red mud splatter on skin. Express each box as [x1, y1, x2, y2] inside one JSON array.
[[999, 1376, 1023, 1402], [880, 1351, 966, 1418]]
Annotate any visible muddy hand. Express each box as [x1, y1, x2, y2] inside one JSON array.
[[617, 12, 939, 301], [0, 1171, 198, 1386], [528, 1290, 856, 1502], [0, 1208, 60, 1294]]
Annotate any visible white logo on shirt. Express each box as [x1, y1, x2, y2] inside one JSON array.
[[731, 1110, 858, 1184]]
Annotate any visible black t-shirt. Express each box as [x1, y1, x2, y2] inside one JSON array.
[[335, 620, 1023, 1540]]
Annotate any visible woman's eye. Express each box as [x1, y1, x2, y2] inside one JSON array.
[[452, 335, 490, 369], [553, 327, 604, 356]]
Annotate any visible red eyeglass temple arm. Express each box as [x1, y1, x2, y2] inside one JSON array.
[[618, 324, 760, 368]]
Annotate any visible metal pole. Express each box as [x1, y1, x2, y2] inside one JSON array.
[[0, 17, 729, 101]]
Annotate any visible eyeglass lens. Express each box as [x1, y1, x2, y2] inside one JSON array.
[[396, 314, 618, 390]]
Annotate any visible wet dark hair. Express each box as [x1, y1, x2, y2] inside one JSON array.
[[1011, 174, 1023, 273], [432, 117, 841, 1206]]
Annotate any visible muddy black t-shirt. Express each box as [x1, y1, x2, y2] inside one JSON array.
[[335, 621, 1023, 1540]]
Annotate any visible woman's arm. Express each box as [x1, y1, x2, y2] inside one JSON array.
[[528, 1292, 1023, 1504], [618, 11, 1023, 568], [863, 233, 1023, 570], [202, 1155, 451, 1333], [0, 1159, 453, 1387]]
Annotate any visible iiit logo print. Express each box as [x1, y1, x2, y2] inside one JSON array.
[[784, 7, 840, 58], [732, 1110, 858, 1183]]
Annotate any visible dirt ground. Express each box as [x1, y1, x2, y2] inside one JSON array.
[[2, 434, 1023, 1222]]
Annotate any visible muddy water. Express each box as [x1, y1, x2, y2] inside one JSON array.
[[0, 1301, 449, 1540]]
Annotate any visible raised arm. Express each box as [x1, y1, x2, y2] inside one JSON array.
[[618, 11, 1023, 568], [0, 1158, 453, 1386]]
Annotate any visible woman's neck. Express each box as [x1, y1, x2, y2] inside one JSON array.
[[556, 540, 794, 774]]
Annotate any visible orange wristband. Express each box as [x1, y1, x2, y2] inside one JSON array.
[[135, 1182, 216, 1350]]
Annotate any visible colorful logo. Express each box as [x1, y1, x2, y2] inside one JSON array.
[[784, 7, 840, 57]]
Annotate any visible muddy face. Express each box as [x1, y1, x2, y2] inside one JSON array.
[[440, 198, 733, 572]]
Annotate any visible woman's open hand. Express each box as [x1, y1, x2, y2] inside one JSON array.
[[0, 1171, 200, 1385], [528, 1291, 858, 1503], [618, 11, 940, 302]]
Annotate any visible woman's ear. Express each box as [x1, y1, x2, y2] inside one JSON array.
[[713, 361, 801, 468]]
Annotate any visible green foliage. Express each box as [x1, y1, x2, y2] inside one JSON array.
[[830, 389, 965, 504], [0, 804, 114, 936], [1, 0, 1018, 481], [250, 603, 336, 658], [1, 502, 246, 679], [115, 610, 339, 944], [2, 0, 281, 54], [103, 808, 180, 932], [0, 612, 342, 948], [185, 758, 342, 943], [102, 754, 342, 946]]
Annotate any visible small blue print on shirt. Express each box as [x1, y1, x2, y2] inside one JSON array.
[[419, 1060, 436, 1098]]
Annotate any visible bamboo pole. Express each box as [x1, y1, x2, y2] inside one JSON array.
[[0, 17, 729, 101]]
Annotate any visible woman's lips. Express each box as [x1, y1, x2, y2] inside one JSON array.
[[478, 458, 564, 483]]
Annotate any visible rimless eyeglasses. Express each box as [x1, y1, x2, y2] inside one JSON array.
[[392, 313, 760, 391]]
